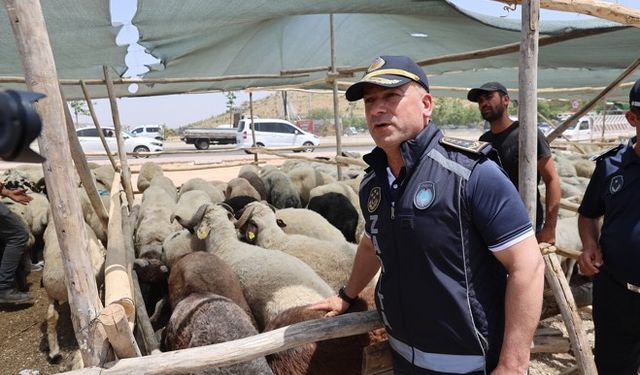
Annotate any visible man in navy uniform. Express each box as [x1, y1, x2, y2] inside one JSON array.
[[312, 56, 544, 374], [467, 82, 561, 245], [577, 78, 640, 374]]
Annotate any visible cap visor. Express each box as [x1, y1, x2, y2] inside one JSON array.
[[345, 76, 412, 101], [467, 88, 488, 102]]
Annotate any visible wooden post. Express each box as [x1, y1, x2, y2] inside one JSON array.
[[80, 80, 119, 171], [102, 65, 135, 209], [546, 55, 640, 142], [544, 252, 597, 374], [98, 304, 142, 359], [249, 92, 258, 163], [105, 172, 135, 322], [60, 88, 109, 232], [4, 0, 110, 366], [329, 14, 344, 180], [518, 0, 540, 223]]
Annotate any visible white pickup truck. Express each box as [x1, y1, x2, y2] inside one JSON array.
[[563, 114, 634, 142]]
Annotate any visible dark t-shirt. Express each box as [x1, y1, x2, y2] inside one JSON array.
[[479, 121, 552, 229]]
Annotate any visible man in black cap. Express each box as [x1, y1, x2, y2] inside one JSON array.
[[577, 78, 640, 374], [468, 82, 561, 245], [312, 56, 544, 374]]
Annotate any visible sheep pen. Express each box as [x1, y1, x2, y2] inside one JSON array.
[[0, 146, 602, 375]]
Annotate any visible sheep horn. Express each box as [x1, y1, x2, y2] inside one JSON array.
[[175, 203, 212, 229], [219, 202, 234, 215], [235, 204, 257, 229]]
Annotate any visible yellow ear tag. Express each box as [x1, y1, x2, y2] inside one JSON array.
[[247, 231, 256, 241], [197, 227, 210, 240]]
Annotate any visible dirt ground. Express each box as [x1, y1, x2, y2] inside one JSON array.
[[0, 130, 595, 374]]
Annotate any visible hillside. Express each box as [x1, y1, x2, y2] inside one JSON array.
[[184, 91, 365, 128]]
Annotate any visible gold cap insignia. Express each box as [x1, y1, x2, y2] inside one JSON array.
[[367, 57, 386, 73]]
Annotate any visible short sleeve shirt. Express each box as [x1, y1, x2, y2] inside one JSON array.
[[578, 138, 640, 284]]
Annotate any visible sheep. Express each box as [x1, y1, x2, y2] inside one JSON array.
[[42, 217, 106, 364], [261, 170, 301, 209], [173, 203, 333, 330], [162, 229, 206, 269], [275, 208, 346, 242], [309, 182, 365, 241], [91, 164, 115, 192], [1, 165, 46, 193], [265, 285, 386, 375], [149, 175, 177, 202], [137, 161, 164, 193], [179, 178, 225, 204], [222, 195, 258, 214], [226, 177, 261, 201], [171, 190, 212, 227], [163, 293, 274, 375], [168, 252, 256, 327], [236, 202, 356, 290], [238, 169, 268, 200], [307, 193, 359, 243], [287, 167, 327, 206]]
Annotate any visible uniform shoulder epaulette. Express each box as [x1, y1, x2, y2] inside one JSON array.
[[440, 136, 491, 155], [590, 144, 624, 162]]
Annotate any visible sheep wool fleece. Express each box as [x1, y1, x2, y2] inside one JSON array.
[[360, 124, 534, 374]]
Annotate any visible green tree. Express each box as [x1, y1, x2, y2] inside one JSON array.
[[225, 91, 237, 126], [307, 107, 333, 120], [69, 100, 92, 126]]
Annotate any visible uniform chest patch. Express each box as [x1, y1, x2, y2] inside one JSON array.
[[367, 186, 382, 213], [609, 175, 624, 194], [414, 182, 435, 210]]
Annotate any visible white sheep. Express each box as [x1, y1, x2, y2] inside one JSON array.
[[162, 229, 206, 269], [286, 166, 329, 206], [275, 207, 346, 242], [149, 175, 177, 202], [42, 217, 106, 364], [236, 202, 356, 291], [179, 177, 225, 204], [137, 161, 164, 193], [173, 203, 333, 330], [135, 185, 181, 258], [225, 177, 261, 201]]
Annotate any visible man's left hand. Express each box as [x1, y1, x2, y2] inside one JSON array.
[[536, 226, 555, 245], [4, 188, 33, 205]]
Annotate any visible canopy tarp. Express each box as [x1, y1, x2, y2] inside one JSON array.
[[0, 0, 129, 97], [1, 0, 638, 100]]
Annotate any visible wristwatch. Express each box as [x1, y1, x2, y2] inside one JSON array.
[[338, 285, 357, 304]]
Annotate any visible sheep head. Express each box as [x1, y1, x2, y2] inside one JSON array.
[[235, 202, 286, 245]]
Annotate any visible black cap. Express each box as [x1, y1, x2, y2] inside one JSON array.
[[467, 82, 509, 102], [345, 55, 429, 102], [630, 78, 640, 108]]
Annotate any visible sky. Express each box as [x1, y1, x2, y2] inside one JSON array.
[[83, 0, 636, 129]]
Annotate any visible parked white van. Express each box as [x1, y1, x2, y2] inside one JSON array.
[[130, 125, 164, 140], [236, 118, 319, 152]]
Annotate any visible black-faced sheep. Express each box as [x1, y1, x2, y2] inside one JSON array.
[[173, 203, 333, 330], [163, 293, 274, 375], [307, 192, 359, 243], [309, 182, 364, 242], [222, 195, 258, 214], [236, 202, 356, 290]]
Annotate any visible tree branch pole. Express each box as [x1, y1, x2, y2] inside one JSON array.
[[494, 0, 640, 27], [518, 0, 540, 223], [60, 88, 109, 232], [329, 13, 344, 180], [102, 65, 135, 209], [249, 92, 258, 163], [4, 0, 109, 366], [80, 80, 119, 170], [546, 55, 640, 142]]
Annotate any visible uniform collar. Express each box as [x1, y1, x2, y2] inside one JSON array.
[[621, 136, 639, 166], [363, 122, 442, 173]]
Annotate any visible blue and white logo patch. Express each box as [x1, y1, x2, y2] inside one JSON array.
[[609, 175, 624, 194], [414, 182, 435, 210]]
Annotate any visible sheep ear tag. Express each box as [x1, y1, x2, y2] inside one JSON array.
[[245, 231, 256, 244], [196, 227, 210, 240], [414, 182, 435, 210]]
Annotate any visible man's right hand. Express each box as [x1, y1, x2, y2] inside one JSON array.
[[578, 246, 603, 276], [308, 295, 350, 317]]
